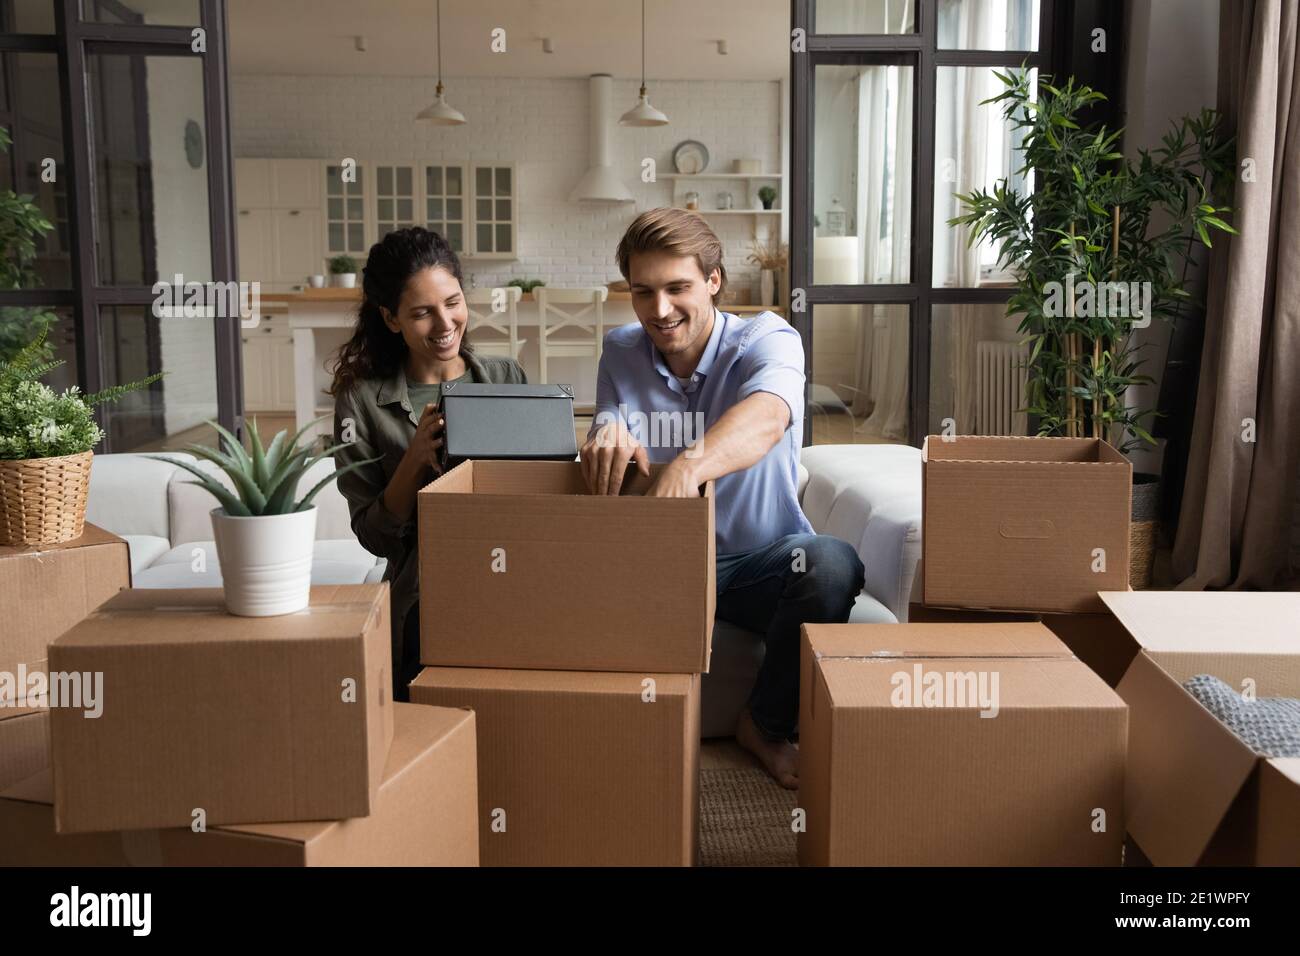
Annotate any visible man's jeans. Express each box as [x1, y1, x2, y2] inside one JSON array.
[[715, 533, 865, 741]]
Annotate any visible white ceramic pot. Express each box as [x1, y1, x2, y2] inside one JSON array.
[[332, 273, 357, 288], [308, 274, 326, 288], [210, 506, 316, 616]]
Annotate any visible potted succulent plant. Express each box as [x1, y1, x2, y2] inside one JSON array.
[[757, 185, 778, 210], [0, 330, 162, 546], [329, 254, 359, 289], [150, 418, 378, 617]]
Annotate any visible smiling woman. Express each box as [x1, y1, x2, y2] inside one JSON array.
[[327, 226, 526, 699]]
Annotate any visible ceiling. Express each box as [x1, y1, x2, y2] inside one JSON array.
[[226, 0, 791, 80]]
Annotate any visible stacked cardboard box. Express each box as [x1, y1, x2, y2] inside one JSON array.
[[0, 524, 130, 702], [913, 435, 1139, 687], [0, 583, 480, 866], [413, 460, 711, 866], [797, 622, 1128, 865]]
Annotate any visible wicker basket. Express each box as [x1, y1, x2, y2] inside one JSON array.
[[0, 450, 93, 547], [1129, 473, 1162, 590]]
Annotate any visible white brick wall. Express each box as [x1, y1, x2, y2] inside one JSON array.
[[230, 73, 782, 295]]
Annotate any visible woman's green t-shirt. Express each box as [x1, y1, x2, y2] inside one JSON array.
[[406, 367, 473, 415]]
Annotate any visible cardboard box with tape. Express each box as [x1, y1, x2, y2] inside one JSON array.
[[1105, 590, 1300, 866], [410, 666, 700, 866], [0, 524, 130, 700], [418, 460, 715, 673], [797, 622, 1128, 866], [48, 584, 393, 833], [921, 436, 1131, 614], [0, 703, 478, 866]]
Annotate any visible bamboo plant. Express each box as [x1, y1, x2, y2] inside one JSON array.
[[950, 69, 1236, 451]]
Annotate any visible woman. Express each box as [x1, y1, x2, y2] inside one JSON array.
[[330, 227, 525, 701]]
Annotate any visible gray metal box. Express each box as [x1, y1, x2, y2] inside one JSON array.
[[441, 382, 578, 462]]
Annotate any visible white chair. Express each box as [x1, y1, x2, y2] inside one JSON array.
[[465, 285, 526, 361], [533, 286, 607, 386]]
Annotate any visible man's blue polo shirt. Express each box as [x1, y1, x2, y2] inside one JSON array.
[[590, 308, 813, 556]]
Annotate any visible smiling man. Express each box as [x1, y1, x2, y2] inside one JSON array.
[[580, 208, 865, 789]]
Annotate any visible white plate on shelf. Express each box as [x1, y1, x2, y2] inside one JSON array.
[[672, 140, 710, 175]]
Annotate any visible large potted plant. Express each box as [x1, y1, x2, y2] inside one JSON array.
[[0, 330, 162, 545], [152, 419, 377, 616], [952, 70, 1235, 586]]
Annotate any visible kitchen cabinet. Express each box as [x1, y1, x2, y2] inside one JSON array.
[[242, 312, 294, 413], [235, 158, 324, 291], [271, 207, 322, 288]]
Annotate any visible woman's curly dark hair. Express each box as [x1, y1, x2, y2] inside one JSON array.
[[327, 227, 472, 397]]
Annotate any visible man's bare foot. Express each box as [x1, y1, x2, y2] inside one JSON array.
[[735, 709, 799, 790]]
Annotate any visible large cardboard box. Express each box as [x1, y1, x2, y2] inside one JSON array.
[[798, 622, 1128, 866], [0, 524, 130, 698], [0, 703, 478, 866], [48, 584, 394, 834], [418, 460, 715, 672], [0, 699, 47, 793], [921, 436, 1131, 614], [410, 665, 700, 866], [1105, 590, 1300, 866]]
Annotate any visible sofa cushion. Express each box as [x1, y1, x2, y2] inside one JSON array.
[[168, 458, 357, 546], [797, 443, 922, 622], [86, 453, 196, 540], [119, 534, 170, 576]]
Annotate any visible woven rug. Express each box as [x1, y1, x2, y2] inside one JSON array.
[[699, 767, 798, 867]]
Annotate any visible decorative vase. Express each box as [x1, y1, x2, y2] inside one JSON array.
[[759, 269, 775, 307], [0, 450, 93, 546], [211, 506, 317, 616]]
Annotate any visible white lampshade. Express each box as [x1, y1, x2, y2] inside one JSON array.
[[620, 90, 668, 127], [417, 88, 466, 125]]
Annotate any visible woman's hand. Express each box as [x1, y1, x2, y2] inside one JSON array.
[[405, 402, 446, 476]]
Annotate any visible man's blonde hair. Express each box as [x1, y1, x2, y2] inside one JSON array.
[[616, 208, 728, 305]]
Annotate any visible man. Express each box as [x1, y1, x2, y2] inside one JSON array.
[[580, 208, 864, 789]]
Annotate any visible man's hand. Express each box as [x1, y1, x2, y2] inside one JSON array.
[[580, 418, 650, 495], [644, 455, 703, 498]]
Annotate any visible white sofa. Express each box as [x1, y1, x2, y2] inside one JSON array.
[[86, 444, 923, 737], [85, 453, 385, 588]]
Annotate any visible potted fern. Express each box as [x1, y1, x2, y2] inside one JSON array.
[[151, 419, 377, 616], [0, 330, 162, 546], [951, 69, 1234, 586]]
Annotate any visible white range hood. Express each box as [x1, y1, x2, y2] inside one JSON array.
[[569, 74, 634, 204]]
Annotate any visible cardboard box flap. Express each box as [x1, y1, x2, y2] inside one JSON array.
[[53, 585, 384, 649], [413, 666, 696, 698], [1102, 591, 1300, 691], [1266, 757, 1300, 787], [804, 622, 1074, 660], [1101, 591, 1300, 655], [0, 698, 46, 722], [1118, 651, 1261, 865], [819, 655, 1126, 710]]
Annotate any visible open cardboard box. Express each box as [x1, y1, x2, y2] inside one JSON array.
[[922, 436, 1131, 614], [418, 460, 715, 673], [1105, 590, 1300, 865]]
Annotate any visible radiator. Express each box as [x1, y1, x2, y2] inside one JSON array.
[[975, 340, 1029, 436]]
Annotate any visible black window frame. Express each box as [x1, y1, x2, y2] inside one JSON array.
[[0, 0, 240, 451], [790, 0, 1054, 447]]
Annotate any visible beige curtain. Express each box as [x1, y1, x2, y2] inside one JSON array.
[[1172, 0, 1300, 590]]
